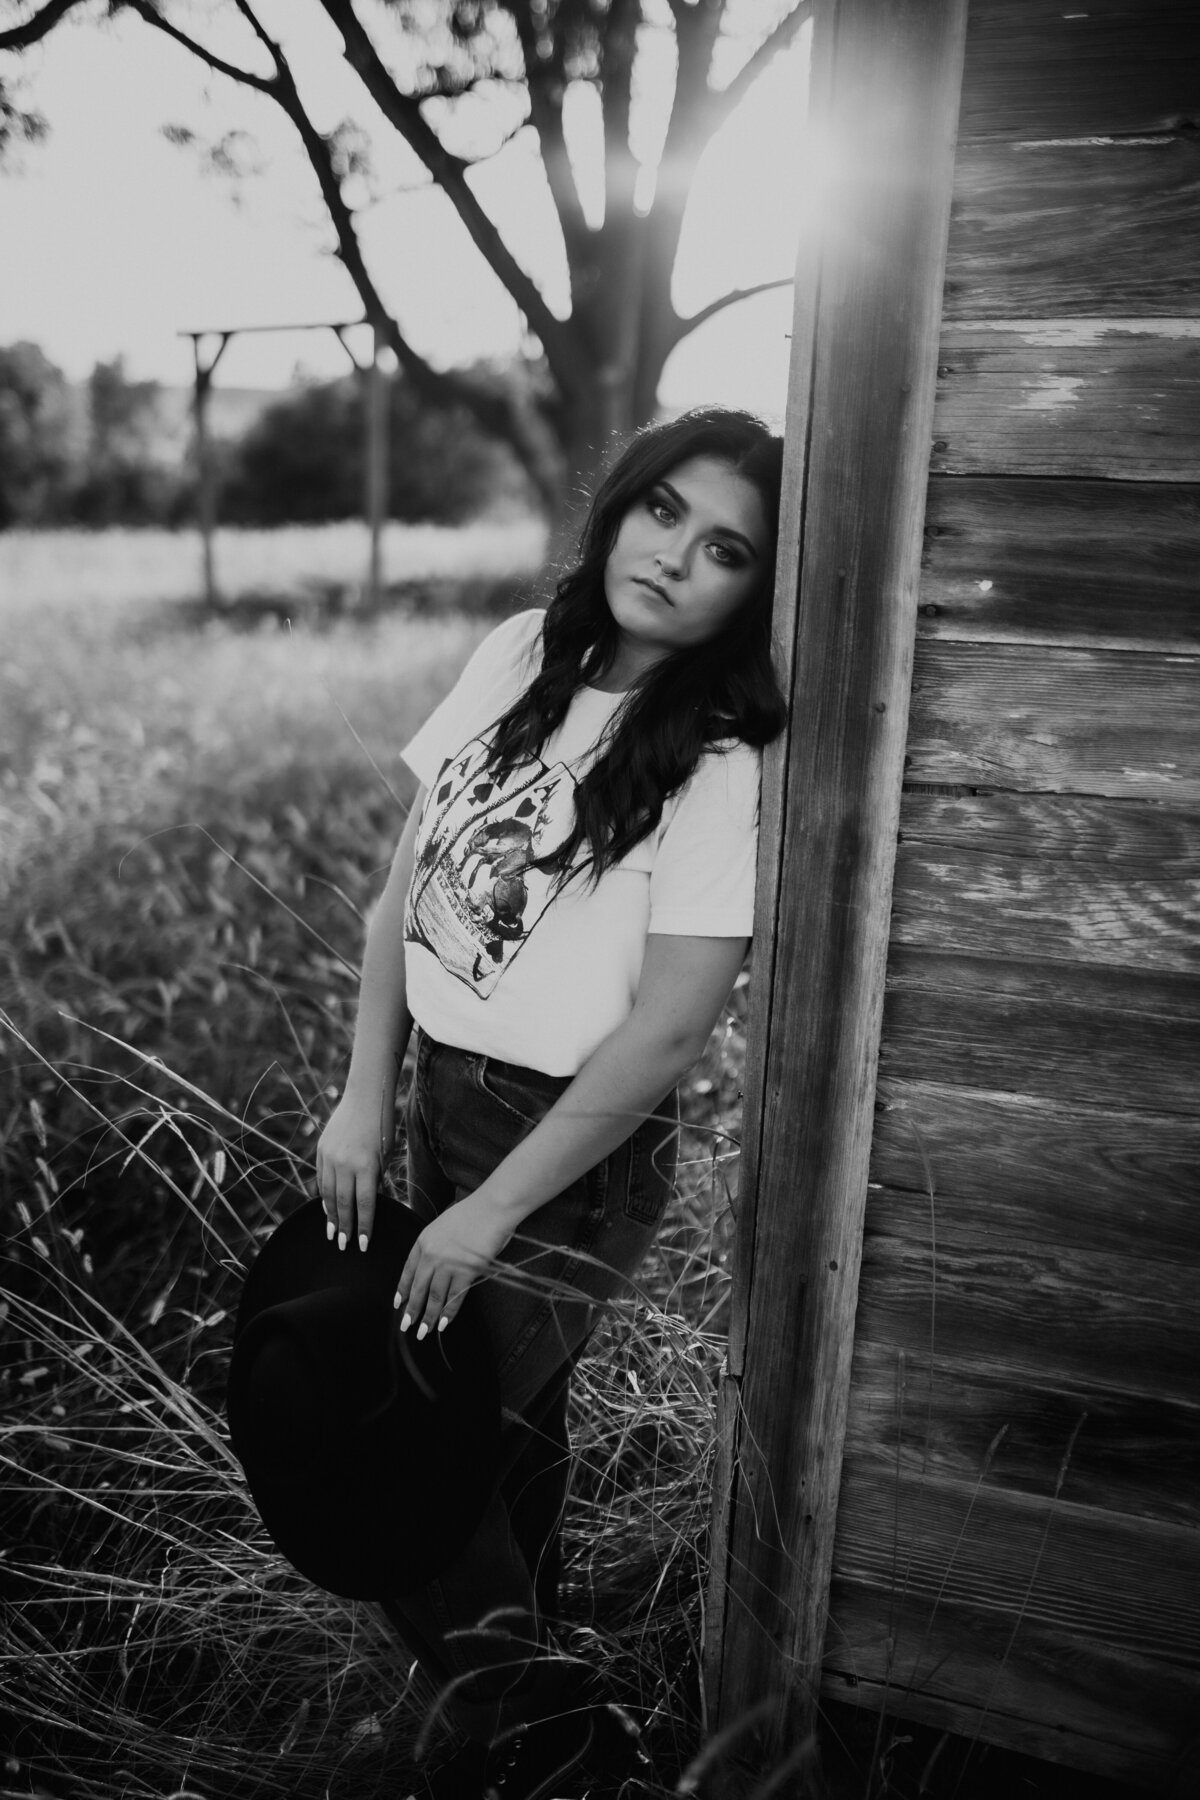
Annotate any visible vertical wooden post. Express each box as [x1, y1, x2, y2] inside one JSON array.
[[706, 0, 967, 1776], [365, 322, 388, 608], [189, 331, 231, 610]]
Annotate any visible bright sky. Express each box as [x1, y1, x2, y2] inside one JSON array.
[[0, 1, 808, 418]]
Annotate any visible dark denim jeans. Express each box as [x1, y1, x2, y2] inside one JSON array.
[[382, 1029, 678, 1744]]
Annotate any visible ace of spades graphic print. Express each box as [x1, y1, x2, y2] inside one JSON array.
[[405, 732, 580, 999]]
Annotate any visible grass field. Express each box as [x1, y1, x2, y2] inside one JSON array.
[[1, 525, 1121, 1800], [0, 522, 751, 1800], [0, 516, 548, 611]]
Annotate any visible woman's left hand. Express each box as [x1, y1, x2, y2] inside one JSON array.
[[394, 1192, 515, 1339]]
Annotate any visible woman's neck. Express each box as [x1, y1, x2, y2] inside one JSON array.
[[593, 635, 665, 693]]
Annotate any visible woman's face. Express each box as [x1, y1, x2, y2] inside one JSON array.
[[603, 454, 772, 671]]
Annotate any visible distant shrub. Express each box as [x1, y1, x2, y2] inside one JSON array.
[[221, 370, 530, 526], [0, 341, 536, 531], [0, 341, 75, 527], [65, 356, 193, 527]]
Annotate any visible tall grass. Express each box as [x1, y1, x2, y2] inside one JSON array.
[[0, 532, 748, 1799]]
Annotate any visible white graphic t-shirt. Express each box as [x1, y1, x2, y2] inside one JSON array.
[[400, 609, 760, 1076]]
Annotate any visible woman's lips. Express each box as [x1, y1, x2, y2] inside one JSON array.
[[634, 576, 672, 604]]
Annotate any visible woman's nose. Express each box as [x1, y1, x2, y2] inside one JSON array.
[[654, 544, 685, 576]]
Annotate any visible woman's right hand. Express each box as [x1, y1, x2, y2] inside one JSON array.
[[315, 1088, 393, 1252]]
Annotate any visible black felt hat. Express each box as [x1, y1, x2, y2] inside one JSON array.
[[227, 1197, 501, 1600]]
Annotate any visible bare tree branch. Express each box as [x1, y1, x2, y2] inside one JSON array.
[[266, 50, 562, 507], [668, 275, 794, 350], [708, 0, 812, 127], [119, 0, 278, 97], [496, 0, 593, 288], [316, 0, 578, 391], [630, 0, 722, 416], [230, 0, 282, 65], [0, 0, 88, 52]]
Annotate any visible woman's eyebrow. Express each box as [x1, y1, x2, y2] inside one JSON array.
[[656, 479, 761, 558]]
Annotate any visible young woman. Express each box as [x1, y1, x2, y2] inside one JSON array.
[[316, 407, 786, 1800]]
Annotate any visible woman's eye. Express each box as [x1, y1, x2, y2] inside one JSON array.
[[648, 496, 675, 524], [709, 541, 741, 567]]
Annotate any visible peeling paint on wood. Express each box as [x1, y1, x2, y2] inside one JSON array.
[[932, 326, 1200, 479]]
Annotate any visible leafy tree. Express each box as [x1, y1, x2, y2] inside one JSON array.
[[0, 339, 73, 526], [67, 355, 189, 524], [1, 0, 808, 513]]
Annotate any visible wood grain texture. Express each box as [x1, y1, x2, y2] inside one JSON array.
[[959, 0, 1200, 141], [898, 788, 1200, 866], [871, 1076, 1200, 1262], [920, 477, 1200, 651], [823, 1584, 1199, 1787], [890, 839, 1200, 971], [904, 641, 1200, 799], [851, 1229, 1200, 1405], [843, 1342, 1200, 1527], [878, 947, 1200, 1113], [830, 1463, 1200, 1664], [711, 0, 968, 1757], [931, 324, 1200, 481], [945, 139, 1200, 319]]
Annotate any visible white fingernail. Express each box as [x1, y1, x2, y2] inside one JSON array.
[[416, 1322, 428, 1342], [359, 1233, 369, 1253], [399, 1311, 411, 1331], [437, 1316, 448, 1333], [337, 1231, 346, 1252], [326, 1219, 335, 1242]]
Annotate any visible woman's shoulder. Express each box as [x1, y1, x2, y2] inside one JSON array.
[[701, 733, 763, 780], [479, 607, 545, 661], [454, 607, 545, 699], [662, 737, 761, 834]]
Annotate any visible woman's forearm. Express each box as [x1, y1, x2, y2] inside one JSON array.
[[476, 1013, 697, 1229]]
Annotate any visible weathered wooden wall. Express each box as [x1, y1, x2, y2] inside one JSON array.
[[820, 1, 1200, 1786]]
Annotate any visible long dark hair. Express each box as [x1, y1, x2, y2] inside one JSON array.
[[489, 407, 788, 884]]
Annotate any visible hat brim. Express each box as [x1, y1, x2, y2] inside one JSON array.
[[227, 1198, 501, 1599]]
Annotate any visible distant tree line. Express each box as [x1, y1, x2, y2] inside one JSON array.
[[0, 339, 530, 530]]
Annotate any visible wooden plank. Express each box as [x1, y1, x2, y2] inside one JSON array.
[[830, 1464, 1200, 1666], [851, 1230, 1200, 1406], [871, 1076, 1200, 1263], [905, 641, 1200, 800], [931, 323, 1200, 481], [843, 1342, 1200, 1528], [945, 139, 1200, 319], [878, 948, 1200, 1114], [898, 789, 1200, 866], [822, 1680, 1178, 1793], [959, 1, 1200, 141], [711, 0, 968, 1762], [920, 477, 1200, 652], [890, 840, 1200, 972], [823, 1584, 1197, 1788]]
